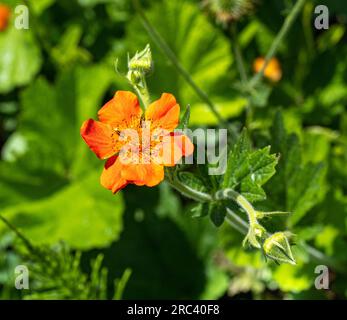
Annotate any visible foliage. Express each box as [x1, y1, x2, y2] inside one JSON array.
[[0, 216, 131, 299], [0, 0, 347, 300]]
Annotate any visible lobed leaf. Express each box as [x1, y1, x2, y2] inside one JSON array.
[[223, 130, 278, 202]]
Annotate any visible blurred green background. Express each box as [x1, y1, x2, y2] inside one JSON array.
[[0, 0, 347, 299]]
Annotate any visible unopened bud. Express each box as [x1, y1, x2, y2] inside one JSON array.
[[128, 44, 153, 74], [128, 70, 142, 85], [263, 232, 296, 265]]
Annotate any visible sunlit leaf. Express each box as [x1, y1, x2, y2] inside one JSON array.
[[223, 130, 278, 202], [0, 26, 42, 93]]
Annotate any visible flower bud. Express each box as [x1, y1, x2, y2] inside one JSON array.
[[128, 70, 142, 85], [128, 44, 153, 74], [263, 232, 296, 265], [203, 0, 256, 25]]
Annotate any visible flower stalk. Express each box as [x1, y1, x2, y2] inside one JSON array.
[[126, 44, 153, 109], [165, 168, 212, 202], [215, 188, 266, 248]]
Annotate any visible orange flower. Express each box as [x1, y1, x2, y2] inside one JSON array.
[[253, 57, 282, 82], [0, 4, 10, 32], [81, 91, 194, 193]]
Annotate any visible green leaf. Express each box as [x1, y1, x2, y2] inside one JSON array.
[[273, 262, 313, 292], [91, 188, 208, 299], [270, 111, 328, 226], [191, 203, 209, 218], [189, 97, 247, 125], [13, 64, 114, 177], [0, 65, 122, 249], [223, 130, 278, 202], [178, 172, 209, 193], [0, 171, 124, 250], [210, 202, 226, 227], [223, 129, 252, 188], [287, 163, 327, 226], [0, 161, 68, 209], [240, 181, 266, 203], [114, 268, 132, 300], [0, 26, 42, 93]]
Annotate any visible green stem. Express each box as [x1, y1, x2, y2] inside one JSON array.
[[231, 24, 248, 85], [225, 215, 247, 235], [249, 0, 307, 88], [226, 208, 248, 234], [225, 208, 342, 271], [0, 214, 36, 253], [133, 74, 151, 109], [132, 0, 228, 126], [165, 170, 212, 202], [141, 75, 151, 107], [219, 190, 342, 269], [302, 243, 344, 273], [230, 25, 254, 129], [167, 179, 341, 269], [215, 188, 258, 227]]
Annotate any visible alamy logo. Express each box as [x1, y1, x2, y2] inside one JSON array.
[[14, 5, 29, 30], [314, 5, 329, 30], [14, 265, 29, 290], [314, 265, 329, 290]]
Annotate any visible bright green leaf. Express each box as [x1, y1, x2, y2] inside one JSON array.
[[0, 27, 42, 93]]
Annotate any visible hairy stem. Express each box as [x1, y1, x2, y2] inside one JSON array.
[[166, 177, 341, 270], [165, 169, 212, 202], [226, 208, 248, 234], [132, 74, 151, 109], [215, 188, 259, 227]]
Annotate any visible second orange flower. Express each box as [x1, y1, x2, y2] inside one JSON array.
[[0, 4, 10, 32]]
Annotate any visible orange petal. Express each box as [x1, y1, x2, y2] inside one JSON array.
[[98, 91, 142, 129], [159, 132, 194, 166], [172, 132, 194, 157], [145, 93, 180, 131], [80, 119, 118, 159], [100, 156, 128, 193], [253, 57, 282, 82], [121, 163, 164, 187]]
